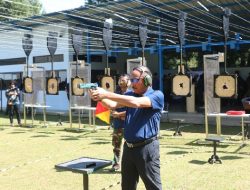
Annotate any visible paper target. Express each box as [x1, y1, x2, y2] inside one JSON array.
[[214, 74, 237, 98], [101, 76, 115, 92], [172, 74, 192, 97], [71, 77, 85, 96]]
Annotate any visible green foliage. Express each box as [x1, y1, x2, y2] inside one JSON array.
[[0, 0, 42, 21]]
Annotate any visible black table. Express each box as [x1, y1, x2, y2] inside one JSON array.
[[205, 136, 224, 164], [55, 157, 112, 190]]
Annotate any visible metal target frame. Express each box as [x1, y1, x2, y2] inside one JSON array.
[[23, 65, 48, 127], [22, 34, 33, 94], [69, 62, 92, 128], [171, 11, 192, 97], [213, 8, 238, 99], [203, 54, 221, 137], [46, 31, 59, 95]]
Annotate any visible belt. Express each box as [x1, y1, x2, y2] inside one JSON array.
[[126, 136, 158, 148]]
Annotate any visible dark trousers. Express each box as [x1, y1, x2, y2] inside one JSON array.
[[121, 140, 162, 190], [9, 104, 21, 124]]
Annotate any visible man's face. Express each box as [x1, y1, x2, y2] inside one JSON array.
[[118, 76, 128, 88], [130, 69, 147, 94], [11, 84, 15, 88]]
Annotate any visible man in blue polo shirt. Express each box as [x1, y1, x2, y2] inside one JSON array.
[[90, 66, 164, 190]]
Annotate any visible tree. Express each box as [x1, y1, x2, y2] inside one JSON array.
[[0, 0, 42, 21]]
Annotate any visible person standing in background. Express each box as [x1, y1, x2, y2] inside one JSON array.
[[110, 74, 131, 172], [5, 81, 21, 127]]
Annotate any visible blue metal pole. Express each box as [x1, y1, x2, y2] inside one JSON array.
[[86, 31, 91, 64], [158, 21, 163, 92]]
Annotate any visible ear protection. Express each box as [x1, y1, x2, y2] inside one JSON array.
[[133, 66, 152, 87]]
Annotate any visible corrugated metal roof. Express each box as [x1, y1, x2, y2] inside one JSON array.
[[0, 0, 249, 52]]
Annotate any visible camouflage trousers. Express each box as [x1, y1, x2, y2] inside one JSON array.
[[112, 128, 124, 165]]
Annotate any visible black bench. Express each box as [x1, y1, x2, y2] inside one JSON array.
[[55, 157, 112, 190], [205, 136, 224, 164], [171, 118, 185, 136]]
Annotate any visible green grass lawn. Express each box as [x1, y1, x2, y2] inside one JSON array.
[[0, 112, 250, 190]]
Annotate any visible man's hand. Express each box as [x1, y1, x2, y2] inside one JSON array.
[[111, 110, 126, 120], [111, 111, 120, 118], [89, 87, 108, 101]]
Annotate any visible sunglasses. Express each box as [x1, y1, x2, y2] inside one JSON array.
[[130, 78, 140, 83]]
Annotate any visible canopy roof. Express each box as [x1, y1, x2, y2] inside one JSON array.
[[0, 0, 249, 53]]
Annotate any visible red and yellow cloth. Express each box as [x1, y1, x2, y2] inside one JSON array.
[[95, 101, 110, 124]]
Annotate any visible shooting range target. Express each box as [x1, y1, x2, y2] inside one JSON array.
[[46, 32, 59, 95], [101, 76, 115, 92], [47, 77, 59, 95], [23, 77, 33, 93], [214, 74, 237, 98], [172, 74, 192, 97], [71, 77, 85, 96]]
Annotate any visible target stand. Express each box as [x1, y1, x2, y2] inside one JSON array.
[[203, 54, 221, 136], [23, 65, 49, 127], [69, 63, 94, 129]]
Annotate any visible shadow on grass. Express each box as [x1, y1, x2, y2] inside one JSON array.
[[220, 155, 244, 160], [189, 160, 207, 165], [61, 136, 80, 140], [37, 131, 55, 135], [31, 135, 51, 138], [60, 132, 94, 140], [233, 143, 247, 153], [20, 125, 36, 129], [185, 139, 205, 146], [9, 131, 26, 134], [167, 150, 189, 155], [62, 128, 94, 133], [95, 168, 121, 174], [77, 133, 96, 138], [90, 141, 110, 145]]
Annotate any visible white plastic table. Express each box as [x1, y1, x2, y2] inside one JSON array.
[[207, 113, 250, 143], [23, 104, 51, 127], [70, 106, 96, 129]]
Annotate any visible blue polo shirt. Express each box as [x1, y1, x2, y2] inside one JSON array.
[[124, 88, 164, 142], [113, 88, 131, 129]]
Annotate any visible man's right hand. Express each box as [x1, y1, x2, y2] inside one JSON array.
[[89, 87, 108, 101]]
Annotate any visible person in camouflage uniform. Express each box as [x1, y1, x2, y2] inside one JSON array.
[[110, 74, 131, 171]]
